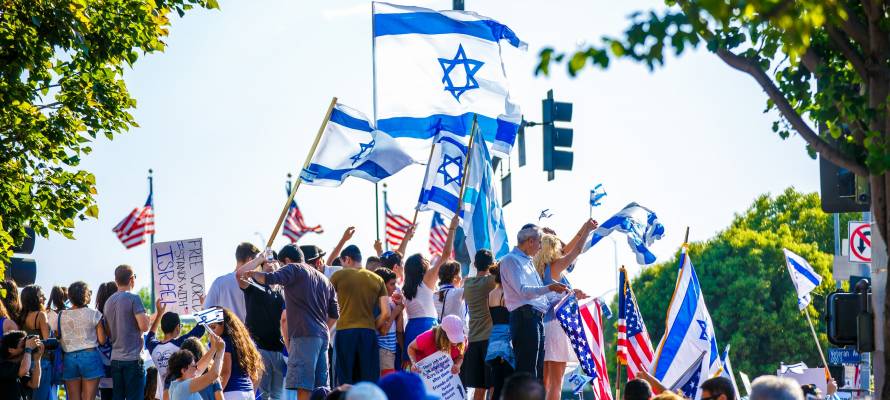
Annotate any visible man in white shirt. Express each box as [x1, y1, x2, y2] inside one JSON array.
[[203, 242, 257, 322]]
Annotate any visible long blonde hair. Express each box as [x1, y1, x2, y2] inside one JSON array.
[[434, 326, 465, 354], [533, 234, 563, 278]]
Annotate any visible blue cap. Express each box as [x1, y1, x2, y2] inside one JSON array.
[[378, 372, 439, 400]]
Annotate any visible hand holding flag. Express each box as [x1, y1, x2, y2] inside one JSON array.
[[194, 307, 224, 325]]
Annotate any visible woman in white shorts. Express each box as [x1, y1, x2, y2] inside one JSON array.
[[534, 221, 597, 400]]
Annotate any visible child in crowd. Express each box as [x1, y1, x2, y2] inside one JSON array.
[[147, 299, 206, 400], [372, 268, 404, 377], [207, 307, 264, 399], [406, 315, 465, 374], [166, 332, 225, 400]]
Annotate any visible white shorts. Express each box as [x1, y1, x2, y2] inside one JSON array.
[[544, 318, 578, 363], [223, 391, 255, 400]]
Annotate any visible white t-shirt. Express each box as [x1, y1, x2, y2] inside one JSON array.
[[434, 286, 466, 323], [324, 265, 343, 280], [405, 283, 437, 319], [58, 308, 103, 352], [203, 272, 246, 322], [150, 340, 181, 399]]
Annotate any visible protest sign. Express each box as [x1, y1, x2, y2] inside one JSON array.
[[152, 238, 205, 315], [777, 367, 827, 393], [415, 351, 466, 400]]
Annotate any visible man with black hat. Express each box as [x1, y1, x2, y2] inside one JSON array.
[[238, 245, 340, 400], [301, 244, 341, 280], [234, 248, 287, 399]]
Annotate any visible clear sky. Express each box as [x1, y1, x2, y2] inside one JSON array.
[[29, 0, 819, 304]]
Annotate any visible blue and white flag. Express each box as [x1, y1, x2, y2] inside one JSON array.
[[372, 2, 524, 157], [652, 249, 720, 392], [416, 131, 469, 219], [670, 351, 707, 400], [461, 134, 509, 260], [717, 344, 741, 398], [783, 248, 823, 311], [590, 184, 607, 207], [582, 202, 665, 265], [194, 307, 224, 325], [301, 103, 415, 187]]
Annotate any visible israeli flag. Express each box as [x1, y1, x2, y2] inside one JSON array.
[[652, 250, 720, 392], [590, 184, 607, 207], [669, 351, 707, 400], [783, 249, 823, 311], [416, 131, 468, 219], [461, 134, 510, 260], [373, 2, 524, 157], [194, 307, 224, 325], [582, 202, 665, 265], [301, 103, 415, 187], [718, 344, 741, 398]]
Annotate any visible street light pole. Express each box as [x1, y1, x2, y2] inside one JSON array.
[[453, 0, 464, 10]]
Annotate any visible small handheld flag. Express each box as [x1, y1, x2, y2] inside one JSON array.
[[582, 202, 665, 265], [590, 184, 607, 207], [782, 249, 823, 310], [194, 307, 224, 325], [567, 367, 592, 395]]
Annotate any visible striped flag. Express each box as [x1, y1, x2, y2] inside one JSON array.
[[112, 193, 155, 249], [617, 267, 655, 379], [555, 295, 613, 400], [429, 212, 448, 257], [194, 307, 224, 325], [385, 202, 412, 248], [782, 248, 822, 310], [282, 182, 323, 243]]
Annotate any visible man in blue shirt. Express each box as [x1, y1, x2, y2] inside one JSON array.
[[499, 224, 568, 380]]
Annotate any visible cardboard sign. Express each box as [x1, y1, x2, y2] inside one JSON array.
[[415, 351, 466, 400], [777, 367, 827, 393], [152, 238, 205, 315]]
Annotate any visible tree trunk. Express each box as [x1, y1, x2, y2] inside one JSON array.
[[871, 173, 890, 400]]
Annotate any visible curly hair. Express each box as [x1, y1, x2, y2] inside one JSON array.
[[166, 350, 194, 382], [0, 280, 21, 320], [532, 234, 563, 279], [219, 307, 264, 383]]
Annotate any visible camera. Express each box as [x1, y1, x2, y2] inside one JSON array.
[[25, 335, 59, 351]]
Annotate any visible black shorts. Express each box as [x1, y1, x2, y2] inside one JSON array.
[[460, 340, 492, 388]]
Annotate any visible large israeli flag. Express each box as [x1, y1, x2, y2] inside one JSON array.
[[583, 203, 665, 265], [301, 103, 415, 187], [416, 131, 468, 219], [652, 249, 720, 392], [373, 2, 524, 157], [462, 133, 510, 260], [782, 248, 823, 310]]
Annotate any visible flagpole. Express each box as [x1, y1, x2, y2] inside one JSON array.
[[267, 97, 337, 249], [614, 359, 622, 399], [383, 183, 390, 252], [375, 182, 381, 243], [147, 168, 155, 313], [412, 141, 439, 225], [804, 310, 831, 380], [454, 114, 479, 215]]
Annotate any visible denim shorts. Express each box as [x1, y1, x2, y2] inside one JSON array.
[[285, 336, 328, 391], [63, 348, 105, 381]]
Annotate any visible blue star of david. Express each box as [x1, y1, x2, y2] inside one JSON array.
[[696, 320, 709, 341], [437, 154, 463, 185], [438, 44, 484, 102], [350, 140, 375, 165]]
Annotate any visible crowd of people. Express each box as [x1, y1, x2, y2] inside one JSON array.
[[0, 216, 849, 400]]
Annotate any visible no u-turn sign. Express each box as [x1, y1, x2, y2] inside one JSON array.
[[849, 221, 872, 263]]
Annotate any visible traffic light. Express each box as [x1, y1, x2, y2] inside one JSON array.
[[820, 155, 869, 213], [826, 282, 873, 351], [5, 227, 37, 286], [542, 89, 573, 181]]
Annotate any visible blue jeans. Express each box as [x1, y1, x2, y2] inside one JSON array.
[[110, 359, 145, 400], [334, 329, 378, 385], [510, 305, 544, 380], [31, 358, 57, 400], [258, 348, 286, 400]]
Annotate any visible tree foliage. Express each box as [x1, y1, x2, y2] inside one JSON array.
[[603, 188, 848, 380], [0, 0, 217, 267]]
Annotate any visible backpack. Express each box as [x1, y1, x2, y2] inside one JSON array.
[[49, 311, 64, 385]]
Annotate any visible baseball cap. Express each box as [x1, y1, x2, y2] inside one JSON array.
[[299, 245, 326, 263], [345, 382, 387, 400], [277, 244, 304, 263], [440, 314, 465, 343], [378, 372, 439, 400]]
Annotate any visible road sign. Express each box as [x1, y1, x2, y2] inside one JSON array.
[[848, 221, 872, 263], [828, 348, 862, 365]]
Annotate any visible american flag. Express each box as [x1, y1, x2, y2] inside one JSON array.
[[283, 198, 323, 243], [429, 212, 448, 256], [617, 267, 655, 379], [385, 202, 412, 248], [555, 295, 613, 400], [112, 193, 155, 249]]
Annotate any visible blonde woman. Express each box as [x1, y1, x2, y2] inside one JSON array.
[[534, 220, 597, 400]]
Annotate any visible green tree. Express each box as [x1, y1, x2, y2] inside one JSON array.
[[0, 0, 218, 271], [536, 2, 890, 391], [138, 286, 152, 312], [603, 188, 844, 383]]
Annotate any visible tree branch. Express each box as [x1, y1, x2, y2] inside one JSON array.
[[838, 2, 870, 47], [826, 25, 869, 80], [36, 102, 61, 110], [715, 48, 868, 176]]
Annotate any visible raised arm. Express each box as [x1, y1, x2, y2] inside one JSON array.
[[190, 332, 225, 393], [551, 219, 598, 276], [397, 224, 417, 256], [423, 215, 460, 289], [148, 298, 167, 336], [327, 227, 355, 266], [234, 252, 269, 289]]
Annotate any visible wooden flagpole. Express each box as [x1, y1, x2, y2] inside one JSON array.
[[454, 114, 479, 216], [266, 97, 337, 249], [804, 310, 832, 381], [412, 141, 439, 225]]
